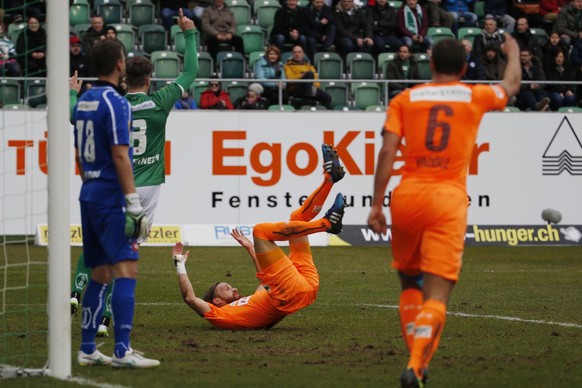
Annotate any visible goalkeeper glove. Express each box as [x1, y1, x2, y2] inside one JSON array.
[[173, 253, 187, 275], [124, 193, 149, 239]]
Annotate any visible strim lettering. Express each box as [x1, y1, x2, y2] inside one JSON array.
[[133, 154, 160, 165], [84, 170, 102, 179], [415, 155, 450, 169]]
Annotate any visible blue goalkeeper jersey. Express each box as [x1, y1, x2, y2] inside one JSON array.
[[73, 81, 132, 207]]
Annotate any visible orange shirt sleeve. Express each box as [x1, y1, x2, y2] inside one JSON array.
[[203, 289, 286, 330], [472, 84, 508, 112], [383, 90, 406, 138]]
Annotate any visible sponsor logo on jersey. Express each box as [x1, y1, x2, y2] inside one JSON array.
[[77, 101, 100, 111], [131, 101, 156, 111], [414, 325, 433, 338], [410, 85, 472, 102]]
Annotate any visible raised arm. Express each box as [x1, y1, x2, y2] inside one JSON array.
[[172, 242, 211, 316], [174, 8, 199, 91], [500, 33, 521, 98]]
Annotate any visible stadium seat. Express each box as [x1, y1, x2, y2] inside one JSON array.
[[189, 81, 209, 105], [333, 105, 361, 111], [268, 104, 295, 111], [70, 1, 91, 26], [503, 106, 520, 112], [321, 82, 348, 107], [237, 25, 265, 56], [346, 52, 375, 80], [128, 1, 155, 28], [126, 50, 146, 59], [530, 28, 549, 46], [281, 51, 292, 64], [197, 51, 214, 78], [256, 1, 280, 30], [225, 81, 249, 103], [377, 52, 396, 79], [427, 27, 455, 44], [98, 0, 123, 25], [314, 52, 343, 80], [474, 1, 485, 21], [217, 51, 245, 79], [353, 83, 380, 110], [151, 51, 181, 78], [226, 0, 249, 5], [248, 51, 264, 72], [0, 79, 21, 105], [300, 105, 327, 111], [414, 53, 431, 80], [114, 24, 136, 53], [558, 106, 582, 113], [139, 24, 167, 54], [25, 79, 46, 108], [3, 103, 28, 110], [388, 1, 402, 8], [8, 22, 26, 43], [72, 23, 91, 40], [365, 105, 387, 112], [230, 2, 252, 27], [457, 27, 481, 44]]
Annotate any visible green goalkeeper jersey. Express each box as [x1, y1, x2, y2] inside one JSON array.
[[126, 29, 199, 187]]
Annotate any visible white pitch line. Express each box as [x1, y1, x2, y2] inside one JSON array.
[[362, 303, 582, 329], [67, 376, 129, 388]]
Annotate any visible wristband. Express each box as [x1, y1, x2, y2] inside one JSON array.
[[174, 254, 187, 275]]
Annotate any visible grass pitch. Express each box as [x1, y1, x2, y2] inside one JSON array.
[[2, 244, 581, 387]]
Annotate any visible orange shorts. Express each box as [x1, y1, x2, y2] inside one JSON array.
[[257, 243, 320, 314], [390, 182, 467, 282]]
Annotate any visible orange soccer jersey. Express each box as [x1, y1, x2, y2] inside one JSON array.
[[383, 82, 508, 281]]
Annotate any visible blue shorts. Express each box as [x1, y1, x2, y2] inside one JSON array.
[[80, 201, 139, 268]]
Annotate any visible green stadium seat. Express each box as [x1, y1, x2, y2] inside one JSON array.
[[249, 51, 264, 71], [8, 22, 26, 43], [230, 2, 252, 27], [377, 52, 397, 79], [2, 103, 28, 110], [189, 81, 209, 105], [388, 1, 402, 8], [217, 51, 245, 79], [98, 0, 122, 25], [151, 51, 181, 78], [225, 81, 249, 103], [314, 52, 343, 80], [256, 2, 280, 30], [300, 105, 327, 111], [197, 51, 214, 78], [414, 53, 431, 80], [346, 52, 375, 80], [530, 28, 549, 46], [114, 24, 136, 53], [128, 1, 155, 28], [558, 106, 582, 113], [321, 82, 348, 107], [365, 105, 387, 112], [457, 27, 481, 44], [26, 79, 46, 108], [353, 83, 380, 110], [139, 24, 167, 54], [503, 106, 520, 112], [268, 104, 295, 111], [427, 27, 455, 44], [70, 1, 91, 26], [0, 79, 22, 105], [237, 25, 265, 56], [72, 23, 91, 41], [333, 105, 361, 111]]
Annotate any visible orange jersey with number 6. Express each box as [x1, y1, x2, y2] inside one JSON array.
[[384, 82, 508, 191]]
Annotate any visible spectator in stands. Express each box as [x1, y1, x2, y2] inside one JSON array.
[[253, 45, 288, 106], [443, 0, 478, 32], [335, 0, 374, 58], [368, 0, 402, 55], [542, 31, 570, 71], [472, 16, 503, 61], [174, 91, 199, 109], [284, 45, 332, 108], [397, 0, 432, 52], [570, 37, 582, 102], [555, 0, 582, 45], [82, 15, 105, 55], [485, 0, 516, 33], [461, 39, 486, 80], [302, 0, 337, 53], [161, 1, 197, 30], [419, 0, 454, 29], [512, 17, 543, 61], [515, 48, 551, 111], [482, 46, 506, 80], [234, 83, 270, 109], [201, 0, 244, 60], [270, 0, 310, 59], [385, 44, 420, 98], [0, 23, 20, 77], [540, 0, 567, 24], [104, 25, 117, 40], [545, 48, 577, 109], [199, 80, 234, 109], [69, 35, 95, 93], [15, 15, 46, 77]]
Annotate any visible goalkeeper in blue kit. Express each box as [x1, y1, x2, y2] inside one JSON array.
[[73, 38, 159, 368], [70, 8, 199, 337]]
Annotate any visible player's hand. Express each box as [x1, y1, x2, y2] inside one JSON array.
[[231, 228, 254, 251], [124, 193, 149, 239], [172, 242, 189, 265], [500, 32, 519, 58], [177, 8, 196, 31], [367, 207, 388, 234], [70, 70, 83, 94]]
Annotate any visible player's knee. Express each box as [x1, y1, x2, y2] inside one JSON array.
[[252, 223, 270, 240], [398, 271, 423, 289]]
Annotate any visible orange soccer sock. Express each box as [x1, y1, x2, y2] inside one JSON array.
[[407, 299, 447, 379], [290, 174, 333, 222], [398, 288, 424, 353], [253, 220, 331, 242], [255, 247, 287, 269]]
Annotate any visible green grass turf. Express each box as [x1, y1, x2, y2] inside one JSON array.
[[1, 245, 581, 387]]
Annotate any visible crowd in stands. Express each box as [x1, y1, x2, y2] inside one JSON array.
[[1, 0, 582, 110]]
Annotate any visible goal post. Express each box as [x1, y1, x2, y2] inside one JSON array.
[[46, 1, 72, 379]]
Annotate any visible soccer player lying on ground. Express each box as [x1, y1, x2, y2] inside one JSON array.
[[172, 144, 346, 330], [367, 35, 521, 387]]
